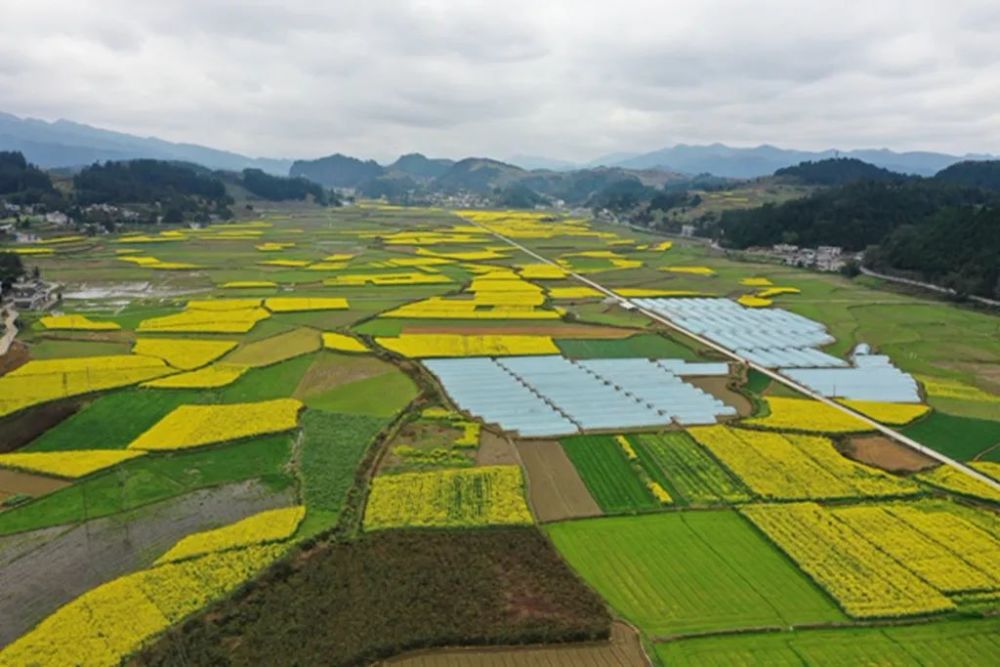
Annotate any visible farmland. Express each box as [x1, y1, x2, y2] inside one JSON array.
[[0, 203, 998, 665]]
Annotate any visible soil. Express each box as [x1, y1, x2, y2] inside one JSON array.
[[0, 469, 70, 496], [0, 340, 29, 375], [381, 621, 648, 666], [476, 431, 519, 466], [401, 323, 640, 338], [841, 435, 938, 473], [0, 479, 295, 647], [0, 397, 84, 453], [687, 376, 754, 418], [515, 440, 602, 523]]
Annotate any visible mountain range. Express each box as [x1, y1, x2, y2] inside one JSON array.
[[1, 110, 994, 180]]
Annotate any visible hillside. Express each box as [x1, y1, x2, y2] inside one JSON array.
[[774, 158, 904, 185], [289, 153, 384, 188], [934, 160, 1000, 191]]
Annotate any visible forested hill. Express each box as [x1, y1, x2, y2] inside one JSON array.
[[774, 157, 904, 185], [0, 151, 59, 205], [933, 160, 1000, 191], [718, 176, 999, 299]]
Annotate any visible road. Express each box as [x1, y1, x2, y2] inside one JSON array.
[[467, 218, 1000, 492], [860, 266, 1000, 308], [0, 306, 18, 356]]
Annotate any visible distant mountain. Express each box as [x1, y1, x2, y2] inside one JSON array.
[[507, 155, 579, 171], [775, 158, 904, 185], [613, 143, 993, 178], [289, 153, 384, 188], [0, 111, 291, 174]]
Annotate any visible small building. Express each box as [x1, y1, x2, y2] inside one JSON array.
[[45, 212, 70, 225], [680, 224, 696, 237], [9, 277, 60, 310]]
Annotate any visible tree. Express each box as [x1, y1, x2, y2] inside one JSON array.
[[0, 251, 25, 290]]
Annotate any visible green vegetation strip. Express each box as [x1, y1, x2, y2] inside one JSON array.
[[902, 411, 1000, 462], [561, 435, 658, 513], [655, 617, 1000, 666], [633, 432, 752, 504], [555, 333, 699, 360], [0, 434, 294, 535], [546, 511, 844, 636], [297, 410, 388, 532]]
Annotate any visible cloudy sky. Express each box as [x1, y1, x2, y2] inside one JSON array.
[[2, 0, 999, 162]]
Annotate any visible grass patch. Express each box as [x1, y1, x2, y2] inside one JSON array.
[[214, 353, 317, 402], [23, 389, 202, 451], [555, 333, 698, 360], [297, 410, 387, 534], [303, 369, 417, 417], [223, 327, 321, 367], [133, 528, 611, 667], [546, 511, 845, 636], [28, 339, 132, 359], [902, 411, 1000, 461], [654, 617, 1000, 665], [0, 434, 294, 535], [561, 435, 658, 513]]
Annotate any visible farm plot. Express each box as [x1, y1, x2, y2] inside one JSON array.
[[917, 465, 1000, 503], [688, 426, 919, 500], [560, 435, 658, 513], [516, 440, 602, 522], [740, 503, 956, 618], [546, 511, 844, 636], [902, 411, 1000, 461], [222, 327, 322, 367], [632, 432, 751, 504], [0, 479, 294, 646], [745, 396, 873, 433], [363, 465, 533, 530], [132, 528, 611, 667], [655, 618, 1000, 666]]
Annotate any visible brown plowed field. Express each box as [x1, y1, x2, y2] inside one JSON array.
[[383, 621, 648, 666], [516, 440, 601, 523], [402, 323, 638, 338], [476, 431, 519, 466], [842, 434, 937, 473], [0, 469, 70, 497], [687, 376, 753, 418]]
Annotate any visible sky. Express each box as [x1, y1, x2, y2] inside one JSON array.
[[2, 0, 1000, 162]]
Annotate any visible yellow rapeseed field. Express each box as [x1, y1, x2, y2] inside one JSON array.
[[321, 332, 369, 353], [917, 465, 1000, 503], [137, 306, 271, 333], [0, 355, 174, 418], [132, 338, 237, 370], [687, 425, 918, 500], [259, 258, 309, 267], [737, 295, 772, 307], [517, 263, 569, 279], [741, 502, 955, 618], [264, 297, 350, 312], [0, 545, 285, 667], [141, 363, 247, 388], [364, 465, 533, 530], [221, 280, 278, 288], [324, 272, 452, 286], [39, 314, 121, 330], [746, 397, 872, 433], [548, 286, 602, 299], [661, 266, 716, 276], [376, 333, 558, 358], [156, 506, 305, 563], [740, 277, 773, 286], [0, 450, 146, 479], [128, 398, 303, 451], [837, 399, 930, 425], [918, 375, 1000, 404]]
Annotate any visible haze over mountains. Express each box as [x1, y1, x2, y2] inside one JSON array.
[[0, 110, 994, 180]]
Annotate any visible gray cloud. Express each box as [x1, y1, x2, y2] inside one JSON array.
[[1, 0, 998, 162]]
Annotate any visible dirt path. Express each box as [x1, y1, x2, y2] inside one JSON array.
[[0, 479, 295, 646], [516, 440, 601, 523], [382, 621, 648, 666], [841, 435, 937, 473], [476, 431, 519, 466], [0, 306, 18, 356]]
